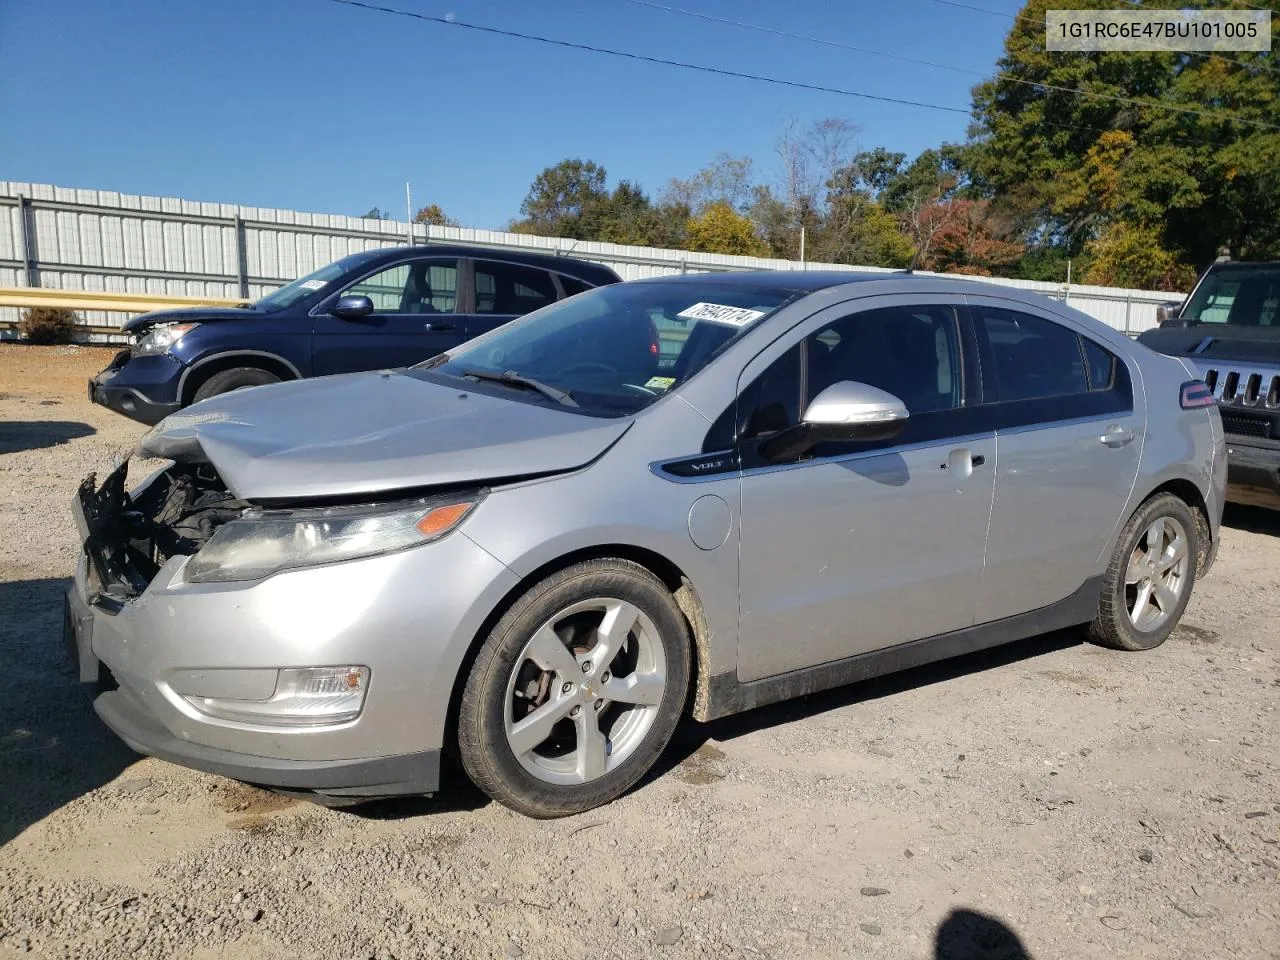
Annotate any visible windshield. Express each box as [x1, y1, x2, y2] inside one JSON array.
[[1181, 265, 1280, 327], [418, 280, 800, 417], [252, 252, 378, 312]]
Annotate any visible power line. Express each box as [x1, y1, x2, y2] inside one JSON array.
[[322, 0, 969, 114], [928, 0, 1280, 76], [615, 0, 1280, 131]]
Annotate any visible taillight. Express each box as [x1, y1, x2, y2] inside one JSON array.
[[1180, 380, 1215, 409]]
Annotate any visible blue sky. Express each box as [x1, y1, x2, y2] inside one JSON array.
[[0, 0, 1022, 229]]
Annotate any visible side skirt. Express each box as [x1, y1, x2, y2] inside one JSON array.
[[701, 576, 1104, 722]]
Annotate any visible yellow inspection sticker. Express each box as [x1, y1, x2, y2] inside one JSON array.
[[645, 376, 677, 390]]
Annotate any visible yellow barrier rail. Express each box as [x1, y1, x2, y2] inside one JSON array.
[[0, 286, 243, 314]]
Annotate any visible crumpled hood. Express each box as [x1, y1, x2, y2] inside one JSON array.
[[136, 370, 631, 501]]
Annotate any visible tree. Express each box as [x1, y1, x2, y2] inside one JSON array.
[[1082, 221, 1196, 291], [662, 154, 755, 213], [515, 159, 609, 237], [413, 204, 459, 227], [919, 199, 1024, 276], [360, 207, 390, 220], [684, 202, 768, 256], [968, 0, 1280, 270]]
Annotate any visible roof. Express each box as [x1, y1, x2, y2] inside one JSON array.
[[635, 269, 894, 292], [350, 244, 621, 283]]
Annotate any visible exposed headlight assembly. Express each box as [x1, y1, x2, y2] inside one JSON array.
[[184, 494, 480, 583], [133, 322, 200, 356]]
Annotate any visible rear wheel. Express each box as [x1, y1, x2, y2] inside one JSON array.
[[192, 367, 281, 403], [458, 559, 691, 818], [1088, 493, 1198, 651]]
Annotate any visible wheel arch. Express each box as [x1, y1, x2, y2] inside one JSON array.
[[442, 543, 714, 757], [1129, 476, 1214, 578], [178, 351, 302, 406]]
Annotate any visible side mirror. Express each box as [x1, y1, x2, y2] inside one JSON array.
[[1156, 301, 1183, 326], [330, 294, 374, 320], [759, 381, 909, 462]]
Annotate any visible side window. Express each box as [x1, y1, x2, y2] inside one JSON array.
[[558, 275, 590, 298], [1082, 337, 1116, 391], [977, 307, 1087, 401], [475, 262, 558, 315], [344, 263, 409, 313], [343, 260, 457, 314], [807, 306, 962, 414]]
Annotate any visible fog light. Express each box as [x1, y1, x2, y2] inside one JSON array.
[[184, 666, 369, 726]]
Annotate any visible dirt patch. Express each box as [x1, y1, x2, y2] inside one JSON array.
[[1035, 668, 1119, 692], [1175, 623, 1222, 645], [676, 742, 728, 785], [213, 783, 299, 818]]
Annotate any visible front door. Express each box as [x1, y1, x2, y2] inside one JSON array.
[[311, 258, 465, 375], [734, 298, 995, 683], [967, 299, 1145, 623]]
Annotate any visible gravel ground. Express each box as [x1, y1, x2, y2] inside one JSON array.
[[1, 342, 1278, 960]]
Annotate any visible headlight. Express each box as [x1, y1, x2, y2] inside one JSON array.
[[185, 494, 480, 583], [134, 322, 200, 356]]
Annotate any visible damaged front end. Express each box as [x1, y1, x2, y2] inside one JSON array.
[[75, 461, 249, 605]]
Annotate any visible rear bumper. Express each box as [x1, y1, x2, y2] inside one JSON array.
[[1225, 437, 1280, 508]]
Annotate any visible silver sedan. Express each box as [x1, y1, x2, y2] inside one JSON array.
[[67, 272, 1226, 817]]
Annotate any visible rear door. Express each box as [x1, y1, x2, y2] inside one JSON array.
[[311, 257, 464, 375], [466, 259, 562, 338], [967, 298, 1145, 623]]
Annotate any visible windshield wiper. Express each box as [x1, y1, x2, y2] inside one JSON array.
[[459, 369, 577, 407]]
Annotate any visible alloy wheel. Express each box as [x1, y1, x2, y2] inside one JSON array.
[[502, 597, 667, 786], [1125, 515, 1190, 632]]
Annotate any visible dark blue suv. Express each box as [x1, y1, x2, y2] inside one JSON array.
[[89, 245, 621, 424]]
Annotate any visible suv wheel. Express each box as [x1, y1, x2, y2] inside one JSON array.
[[458, 559, 691, 818], [1088, 492, 1198, 651], [192, 367, 281, 403]]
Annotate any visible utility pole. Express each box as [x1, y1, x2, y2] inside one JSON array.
[[799, 226, 806, 266], [405, 182, 413, 245]]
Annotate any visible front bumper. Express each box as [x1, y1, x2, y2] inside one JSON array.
[[67, 475, 522, 798], [1225, 437, 1280, 509], [89, 351, 182, 425]]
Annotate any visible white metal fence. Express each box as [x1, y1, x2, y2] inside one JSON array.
[[0, 181, 1182, 340]]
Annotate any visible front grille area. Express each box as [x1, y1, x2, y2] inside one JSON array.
[[1202, 367, 1280, 408], [1221, 413, 1271, 439]]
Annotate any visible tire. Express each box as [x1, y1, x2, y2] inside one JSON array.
[[1088, 492, 1199, 651], [192, 367, 281, 403], [458, 559, 692, 818]]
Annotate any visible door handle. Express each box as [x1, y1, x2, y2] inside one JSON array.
[[424, 320, 456, 331], [940, 447, 977, 478], [1099, 425, 1135, 448]]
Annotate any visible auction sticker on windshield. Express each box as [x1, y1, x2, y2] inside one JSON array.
[[676, 302, 768, 327], [299, 279, 328, 291]]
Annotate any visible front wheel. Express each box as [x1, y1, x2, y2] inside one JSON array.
[[457, 559, 691, 818], [192, 366, 281, 403], [1088, 492, 1199, 651]]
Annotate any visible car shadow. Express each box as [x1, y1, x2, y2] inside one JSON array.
[[1223, 502, 1280, 536], [935, 908, 1033, 959], [0, 420, 96, 454], [648, 627, 1083, 783], [0, 577, 136, 848]]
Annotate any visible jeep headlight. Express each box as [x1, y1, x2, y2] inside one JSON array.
[[133, 322, 200, 357], [185, 494, 480, 583]]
